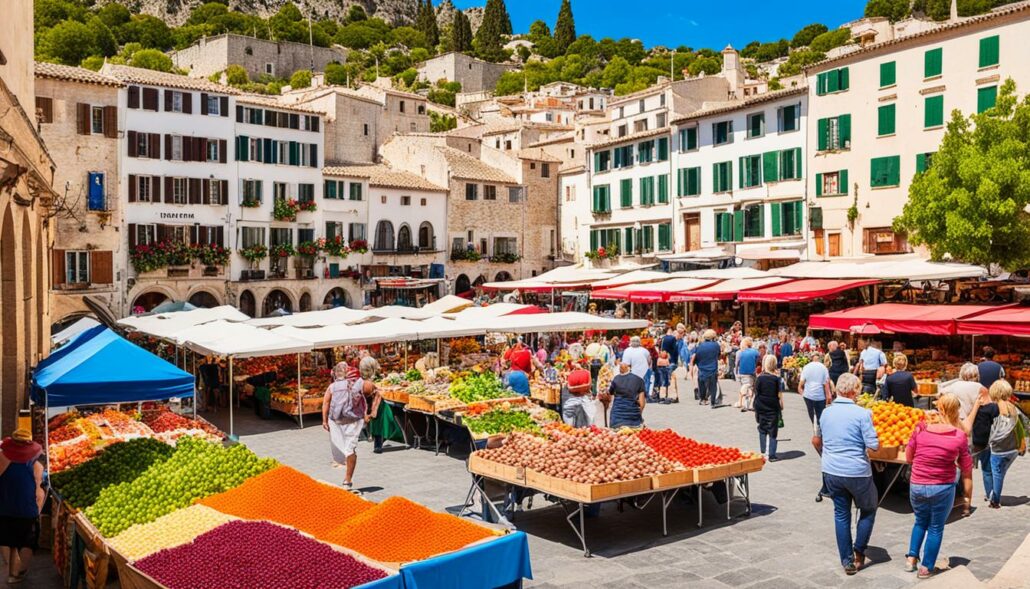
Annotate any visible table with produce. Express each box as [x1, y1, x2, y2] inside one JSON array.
[[464, 424, 763, 556], [46, 432, 532, 589]]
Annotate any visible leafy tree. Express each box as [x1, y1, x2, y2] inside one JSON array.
[[528, 20, 551, 42], [600, 55, 631, 88], [516, 45, 531, 63], [894, 80, 1030, 270], [186, 2, 229, 26], [754, 39, 789, 62], [429, 111, 457, 132], [289, 69, 312, 88], [475, 0, 510, 62], [35, 0, 86, 31], [957, 0, 994, 17], [335, 18, 392, 49], [687, 55, 721, 76], [791, 23, 828, 48], [130, 49, 174, 72], [415, 0, 439, 48], [427, 86, 456, 106], [97, 2, 131, 29], [566, 35, 598, 59], [864, 0, 912, 22], [39, 20, 95, 65], [498, 0, 512, 35], [87, 17, 118, 58], [411, 47, 431, 62], [119, 15, 173, 50], [392, 26, 428, 49], [740, 40, 761, 59], [395, 67, 418, 88], [809, 28, 852, 53], [80, 55, 105, 71], [553, 0, 576, 53], [225, 64, 249, 85], [451, 10, 473, 52], [269, 2, 307, 43], [775, 48, 826, 77], [614, 38, 647, 65], [346, 5, 368, 23]]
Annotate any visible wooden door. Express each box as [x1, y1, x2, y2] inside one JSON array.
[[828, 233, 841, 257], [684, 213, 701, 251]]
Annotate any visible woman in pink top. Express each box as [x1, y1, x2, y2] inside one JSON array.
[[904, 394, 973, 579]]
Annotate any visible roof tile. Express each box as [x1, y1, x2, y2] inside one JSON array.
[[323, 163, 447, 192], [101, 64, 240, 94], [34, 62, 121, 87], [437, 147, 518, 184]]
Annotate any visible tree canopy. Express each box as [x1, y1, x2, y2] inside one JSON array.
[[791, 23, 828, 48], [553, 0, 576, 53], [894, 80, 1030, 270]]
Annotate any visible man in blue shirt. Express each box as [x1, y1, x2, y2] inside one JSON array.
[[691, 329, 722, 408], [735, 338, 760, 411], [503, 366, 530, 396], [977, 346, 1005, 390], [813, 372, 880, 576], [857, 341, 887, 394]]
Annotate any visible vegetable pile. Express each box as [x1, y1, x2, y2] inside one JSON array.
[[449, 371, 509, 403], [464, 409, 540, 436], [636, 429, 751, 469], [135, 520, 387, 589], [50, 438, 174, 509], [108, 505, 238, 561]]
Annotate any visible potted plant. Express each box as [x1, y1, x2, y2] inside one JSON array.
[[239, 244, 268, 268], [130, 243, 167, 273], [320, 236, 350, 258], [296, 240, 320, 257], [348, 239, 368, 254], [269, 243, 296, 259], [241, 198, 261, 208], [272, 198, 300, 221], [298, 200, 317, 213], [491, 252, 521, 264]]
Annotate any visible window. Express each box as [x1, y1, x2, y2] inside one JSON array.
[[879, 61, 896, 88], [493, 237, 517, 256], [417, 104, 426, 115], [657, 174, 668, 204], [778, 104, 800, 132], [273, 182, 288, 202], [136, 176, 151, 202], [508, 186, 524, 203], [618, 124, 627, 137], [136, 132, 150, 158], [298, 183, 314, 203], [713, 161, 732, 193], [771, 201, 804, 236], [977, 85, 997, 113], [170, 135, 183, 161], [277, 142, 287, 164], [979, 35, 999, 68], [418, 222, 434, 249], [326, 221, 343, 241], [168, 225, 189, 245], [746, 112, 764, 138], [656, 137, 669, 161], [348, 223, 366, 242], [924, 48, 942, 78], [206, 95, 220, 116], [656, 112, 667, 128], [399, 100, 405, 113], [591, 184, 611, 213], [877, 103, 896, 136], [638, 140, 654, 163], [324, 179, 338, 199], [815, 170, 848, 197], [677, 167, 701, 197], [484, 185, 497, 200], [265, 63, 274, 75], [170, 91, 183, 113], [208, 180, 223, 205], [172, 178, 187, 204], [743, 204, 764, 238], [87, 172, 105, 211], [679, 127, 698, 151], [401, 195, 411, 206], [136, 224, 157, 245], [817, 115, 851, 151], [541, 163, 550, 177], [374, 221, 395, 251], [242, 179, 262, 204], [639, 176, 655, 206], [619, 178, 633, 208], [713, 121, 733, 145], [349, 182, 363, 201], [91, 106, 104, 134], [207, 140, 219, 162], [638, 99, 645, 112], [739, 155, 761, 188], [657, 223, 671, 251], [465, 183, 478, 201], [612, 145, 634, 168], [714, 211, 737, 243], [363, 123, 369, 136], [924, 95, 944, 128], [66, 251, 89, 284], [816, 67, 850, 95], [870, 155, 901, 188]]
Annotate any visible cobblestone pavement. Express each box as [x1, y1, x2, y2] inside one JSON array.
[[21, 376, 1030, 588]]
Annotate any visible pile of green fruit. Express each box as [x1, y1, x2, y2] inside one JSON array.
[[464, 409, 540, 436], [404, 368, 422, 382], [449, 372, 508, 404], [85, 437, 277, 537], [50, 438, 174, 509]]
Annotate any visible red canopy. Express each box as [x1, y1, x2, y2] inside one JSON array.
[[955, 305, 1029, 336], [672, 277, 793, 302], [808, 304, 1003, 336], [736, 279, 879, 303], [592, 278, 719, 303]]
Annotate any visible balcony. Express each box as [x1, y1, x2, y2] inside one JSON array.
[[372, 239, 439, 256]]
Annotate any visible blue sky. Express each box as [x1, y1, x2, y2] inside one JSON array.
[[450, 0, 869, 50]]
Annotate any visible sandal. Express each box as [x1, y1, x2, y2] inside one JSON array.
[[905, 557, 919, 573], [917, 567, 934, 579], [7, 570, 28, 585]]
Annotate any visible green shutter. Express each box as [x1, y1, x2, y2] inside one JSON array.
[[770, 202, 782, 237], [590, 230, 598, 250], [620, 178, 632, 207], [658, 174, 668, 204], [979, 35, 999, 68], [712, 164, 719, 192], [870, 158, 882, 187], [817, 118, 828, 151], [593, 152, 601, 172], [839, 67, 849, 91], [732, 210, 744, 242], [879, 61, 896, 87], [762, 151, 779, 183], [815, 173, 823, 197], [792, 201, 803, 233], [737, 157, 746, 189], [888, 156, 900, 186], [657, 137, 669, 161], [624, 228, 634, 253], [676, 168, 685, 196], [689, 167, 700, 196], [816, 72, 826, 96], [977, 86, 997, 113], [794, 147, 802, 178], [839, 169, 848, 195], [810, 206, 823, 230], [827, 69, 840, 93], [924, 95, 944, 128], [688, 127, 697, 150], [924, 48, 942, 78], [658, 223, 670, 251], [325, 179, 336, 199], [839, 114, 851, 146], [916, 153, 927, 173], [878, 104, 896, 136]]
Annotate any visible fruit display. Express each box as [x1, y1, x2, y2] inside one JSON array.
[[141, 407, 222, 442], [464, 408, 541, 436], [636, 429, 754, 469], [323, 496, 498, 563], [199, 466, 374, 539], [449, 338, 481, 355], [108, 505, 239, 561], [135, 520, 389, 589], [870, 401, 927, 447], [50, 438, 174, 509], [782, 355, 810, 371], [449, 371, 510, 404], [85, 437, 278, 537], [48, 438, 99, 473]]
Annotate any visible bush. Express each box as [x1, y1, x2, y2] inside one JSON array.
[[130, 49, 174, 72], [791, 23, 828, 48], [809, 28, 852, 53], [289, 69, 312, 89], [225, 64, 249, 86], [39, 20, 95, 65]]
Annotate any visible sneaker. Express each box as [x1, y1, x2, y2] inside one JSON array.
[[853, 551, 866, 571], [768, 455, 780, 462], [671, 398, 679, 404], [843, 563, 858, 576]]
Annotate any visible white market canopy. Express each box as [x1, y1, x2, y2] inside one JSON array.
[[448, 303, 535, 320], [51, 317, 101, 346], [770, 255, 986, 281], [482, 265, 621, 291], [272, 318, 423, 349], [670, 267, 770, 279], [173, 320, 313, 359], [420, 295, 474, 315], [589, 270, 679, 289], [486, 312, 648, 334], [247, 306, 370, 328], [118, 305, 251, 340]]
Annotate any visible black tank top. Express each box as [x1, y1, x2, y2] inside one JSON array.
[[828, 349, 848, 375]]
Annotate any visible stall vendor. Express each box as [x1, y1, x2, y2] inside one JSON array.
[[856, 341, 887, 394], [503, 363, 531, 396], [562, 368, 594, 428], [608, 360, 646, 429]]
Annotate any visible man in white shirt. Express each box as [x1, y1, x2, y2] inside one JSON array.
[[621, 336, 651, 382]]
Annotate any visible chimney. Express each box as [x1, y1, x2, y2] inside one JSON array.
[[950, 0, 958, 20], [720, 45, 745, 98]]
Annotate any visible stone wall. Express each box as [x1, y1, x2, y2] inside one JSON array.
[[418, 53, 514, 93], [171, 34, 348, 82]]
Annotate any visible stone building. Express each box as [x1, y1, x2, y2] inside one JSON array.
[[1, 0, 58, 434], [35, 63, 125, 323], [417, 52, 515, 94], [170, 34, 349, 82], [281, 86, 383, 164]]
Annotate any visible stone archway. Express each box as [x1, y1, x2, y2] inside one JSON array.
[[262, 289, 293, 317], [188, 290, 221, 309], [454, 274, 471, 296], [323, 287, 349, 308], [494, 271, 513, 282], [238, 290, 256, 317], [299, 292, 312, 312], [132, 291, 170, 313], [473, 275, 487, 287], [1, 206, 17, 434]]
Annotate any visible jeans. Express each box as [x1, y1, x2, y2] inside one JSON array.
[[975, 448, 993, 499], [644, 369, 654, 396], [655, 366, 671, 389], [823, 473, 878, 567], [759, 432, 778, 457], [726, 351, 737, 380], [907, 483, 955, 570], [988, 451, 1018, 503], [804, 397, 827, 431], [698, 373, 718, 406]]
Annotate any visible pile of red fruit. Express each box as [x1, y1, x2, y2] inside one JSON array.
[[636, 429, 750, 469]]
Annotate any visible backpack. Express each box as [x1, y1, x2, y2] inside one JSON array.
[[988, 408, 1019, 454], [329, 378, 367, 423]]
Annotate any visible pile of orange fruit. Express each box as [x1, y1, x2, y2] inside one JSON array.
[[871, 401, 927, 447]]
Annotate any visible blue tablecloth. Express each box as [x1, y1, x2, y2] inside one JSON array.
[[358, 574, 404, 589], [399, 532, 532, 589]]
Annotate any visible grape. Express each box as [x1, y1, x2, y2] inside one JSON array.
[[50, 438, 173, 509]]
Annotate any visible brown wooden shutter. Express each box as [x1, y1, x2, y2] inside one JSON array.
[[142, 87, 158, 111], [183, 92, 192, 114], [90, 251, 113, 284], [103, 106, 117, 138], [164, 177, 173, 203], [128, 174, 137, 202], [265, 111, 276, 127], [184, 137, 193, 162], [190, 178, 202, 204], [127, 224, 137, 248], [198, 138, 208, 162], [220, 96, 228, 117], [77, 103, 90, 135], [164, 90, 172, 112], [200, 93, 208, 115], [219, 139, 227, 163], [128, 85, 140, 109], [236, 105, 243, 122], [164, 135, 172, 161], [156, 224, 167, 242], [151, 176, 161, 203], [220, 180, 228, 204], [198, 226, 208, 245], [202, 179, 210, 204], [152, 133, 162, 159], [127, 131, 138, 157], [52, 249, 66, 286], [216, 226, 225, 247], [35, 97, 53, 123]]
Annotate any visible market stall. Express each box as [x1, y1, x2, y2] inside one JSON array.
[[807, 303, 1003, 336], [735, 279, 880, 303]]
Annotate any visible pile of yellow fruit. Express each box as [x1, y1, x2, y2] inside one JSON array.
[[870, 401, 927, 448], [108, 505, 238, 561]]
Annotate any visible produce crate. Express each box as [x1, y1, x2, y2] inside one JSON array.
[[467, 453, 526, 485], [269, 397, 323, 416], [405, 395, 439, 413], [694, 463, 733, 484], [380, 386, 409, 404], [868, 445, 904, 462], [651, 468, 695, 490], [728, 456, 766, 476], [526, 469, 652, 503], [530, 384, 561, 405]]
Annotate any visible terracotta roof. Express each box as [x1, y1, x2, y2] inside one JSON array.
[[34, 62, 121, 87], [323, 163, 447, 192], [609, 82, 670, 105], [516, 148, 562, 163], [437, 147, 518, 184], [589, 126, 671, 150], [807, 3, 1030, 72], [237, 94, 323, 115], [558, 163, 586, 175], [526, 132, 575, 148], [670, 87, 807, 125], [101, 64, 239, 94]]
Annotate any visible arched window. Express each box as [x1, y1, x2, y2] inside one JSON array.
[[262, 289, 293, 317], [418, 222, 434, 250], [397, 224, 412, 251], [188, 290, 220, 308], [238, 290, 256, 317], [374, 220, 394, 251], [454, 274, 471, 296]]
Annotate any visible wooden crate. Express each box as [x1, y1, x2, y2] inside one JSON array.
[[730, 456, 766, 476], [380, 387, 409, 404], [651, 468, 695, 490], [868, 445, 903, 462], [530, 384, 561, 405], [694, 463, 733, 484], [467, 453, 526, 485], [526, 470, 652, 503], [405, 395, 438, 413]]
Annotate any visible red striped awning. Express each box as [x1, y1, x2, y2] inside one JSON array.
[[736, 279, 879, 302], [955, 304, 1029, 336], [808, 304, 1003, 336], [672, 277, 793, 302], [593, 278, 719, 303]]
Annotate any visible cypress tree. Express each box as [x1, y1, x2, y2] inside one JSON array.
[[423, 0, 440, 47], [553, 0, 576, 53], [499, 0, 512, 35], [452, 9, 473, 52], [475, 0, 507, 61]]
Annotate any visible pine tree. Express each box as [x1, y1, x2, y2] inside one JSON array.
[[451, 9, 473, 52], [553, 0, 576, 53], [474, 0, 508, 62], [499, 0, 512, 35], [418, 0, 440, 48]]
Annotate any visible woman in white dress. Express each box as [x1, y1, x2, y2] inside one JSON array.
[[322, 362, 367, 491]]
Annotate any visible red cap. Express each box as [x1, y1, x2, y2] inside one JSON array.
[[567, 368, 591, 393]]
